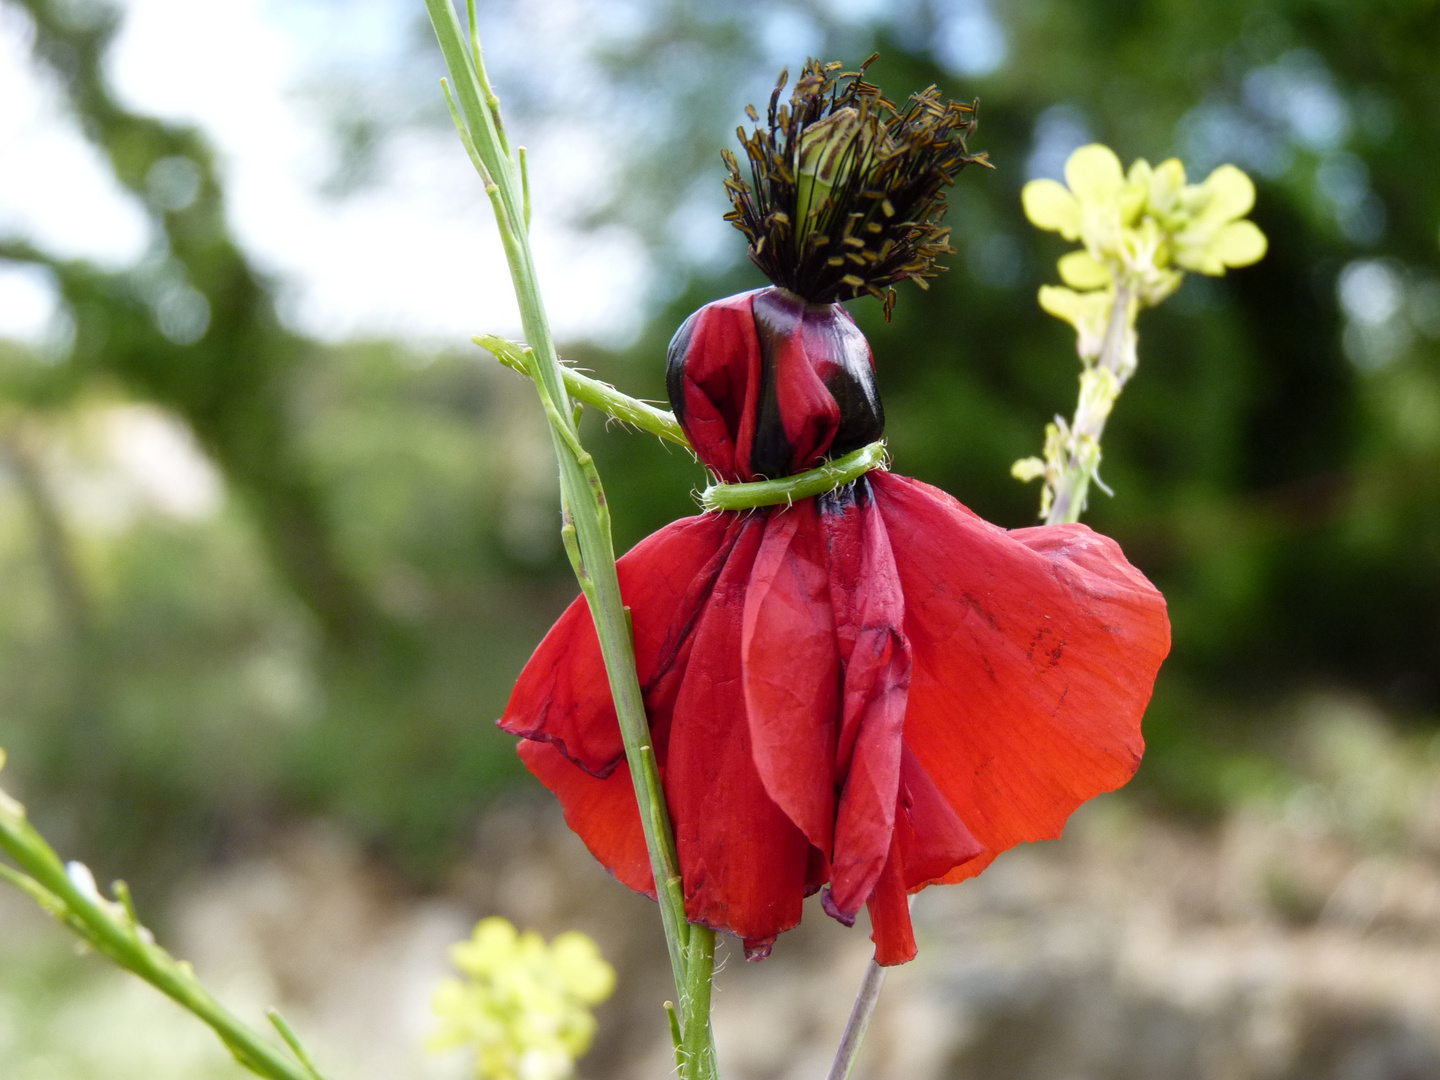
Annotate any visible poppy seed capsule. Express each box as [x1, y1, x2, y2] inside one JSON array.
[[722, 56, 989, 318], [666, 287, 884, 483]]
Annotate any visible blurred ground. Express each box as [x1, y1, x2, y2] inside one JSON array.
[[5, 694, 1440, 1080]]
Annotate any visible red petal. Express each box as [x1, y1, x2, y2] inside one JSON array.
[[742, 501, 839, 851], [670, 292, 762, 481], [500, 513, 734, 775], [751, 289, 841, 473], [866, 835, 915, 966], [894, 744, 984, 888], [873, 473, 1170, 884], [861, 747, 983, 966], [517, 739, 654, 896], [821, 487, 910, 920], [667, 516, 812, 951]]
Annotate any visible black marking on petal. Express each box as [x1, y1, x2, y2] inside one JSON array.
[[749, 297, 800, 479], [665, 310, 699, 425], [723, 55, 991, 318]]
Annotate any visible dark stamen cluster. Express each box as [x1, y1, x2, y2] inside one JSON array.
[[723, 56, 990, 319]]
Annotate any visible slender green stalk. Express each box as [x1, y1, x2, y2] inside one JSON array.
[[518, 147, 532, 229], [1044, 282, 1136, 525], [664, 1000, 685, 1071], [475, 335, 690, 447], [701, 441, 887, 511], [826, 958, 887, 1080], [0, 763, 326, 1080], [422, 3, 715, 1073], [268, 1011, 327, 1080]]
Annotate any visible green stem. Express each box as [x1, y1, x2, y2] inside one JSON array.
[[664, 1000, 685, 1072], [701, 441, 887, 511], [0, 798, 324, 1080], [1044, 282, 1135, 525], [680, 925, 717, 1076], [422, 4, 712, 1073], [475, 335, 690, 448]]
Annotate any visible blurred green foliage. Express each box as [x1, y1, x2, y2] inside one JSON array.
[[0, 0, 1437, 892]]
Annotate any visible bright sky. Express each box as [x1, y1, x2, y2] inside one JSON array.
[[0, 0, 1020, 353], [0, 0, 648, 348]]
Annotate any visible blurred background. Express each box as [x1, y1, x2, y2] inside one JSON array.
[[1, 0, 1438, 1077]]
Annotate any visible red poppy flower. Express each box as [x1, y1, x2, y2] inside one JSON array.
[[499, 61, 1170, 965]]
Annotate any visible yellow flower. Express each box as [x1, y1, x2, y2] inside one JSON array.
[[1170, 164, 1268, 275], [1015, 144, 1265, 512], [1022, 145, 1140, 256], [1022, 144, 1266, 366], [1023, 144, 1267, 294], [428, 917, 615, 1080]]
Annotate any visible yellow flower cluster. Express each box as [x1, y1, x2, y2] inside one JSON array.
[[1013, 144, 1267, 522], [1022, 144, 1267, 366], [428, 917, 616, 1080]]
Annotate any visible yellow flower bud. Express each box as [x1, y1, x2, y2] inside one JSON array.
[[1011, 456, 1047, 482]]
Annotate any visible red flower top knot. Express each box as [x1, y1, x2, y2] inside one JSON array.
[[667, 287, 883, 482]]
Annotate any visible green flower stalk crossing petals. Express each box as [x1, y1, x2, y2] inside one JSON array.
[[700, 440, 888, 511], [424, 3, 717, 1075]]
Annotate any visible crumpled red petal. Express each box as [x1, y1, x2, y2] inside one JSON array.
[[668, 292, 761, 481], [741, 501, 839, 853], [819, 487, 909, 922], [502, 467, 1170, 967], [750, 289, 843, 475], [666, 517, 812, 957], [866, 745, 984, 964], [872, 472, 1170, 893], [500, 513, 734, 776], [518, 739, 654, 896]]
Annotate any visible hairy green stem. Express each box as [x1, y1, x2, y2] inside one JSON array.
[[423, 3, 715, 1074], [701, 441, 887, 511], [475, 335, 690, 447], [680, 925, 717, 1077], [664, 1000, 685, 1071]]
